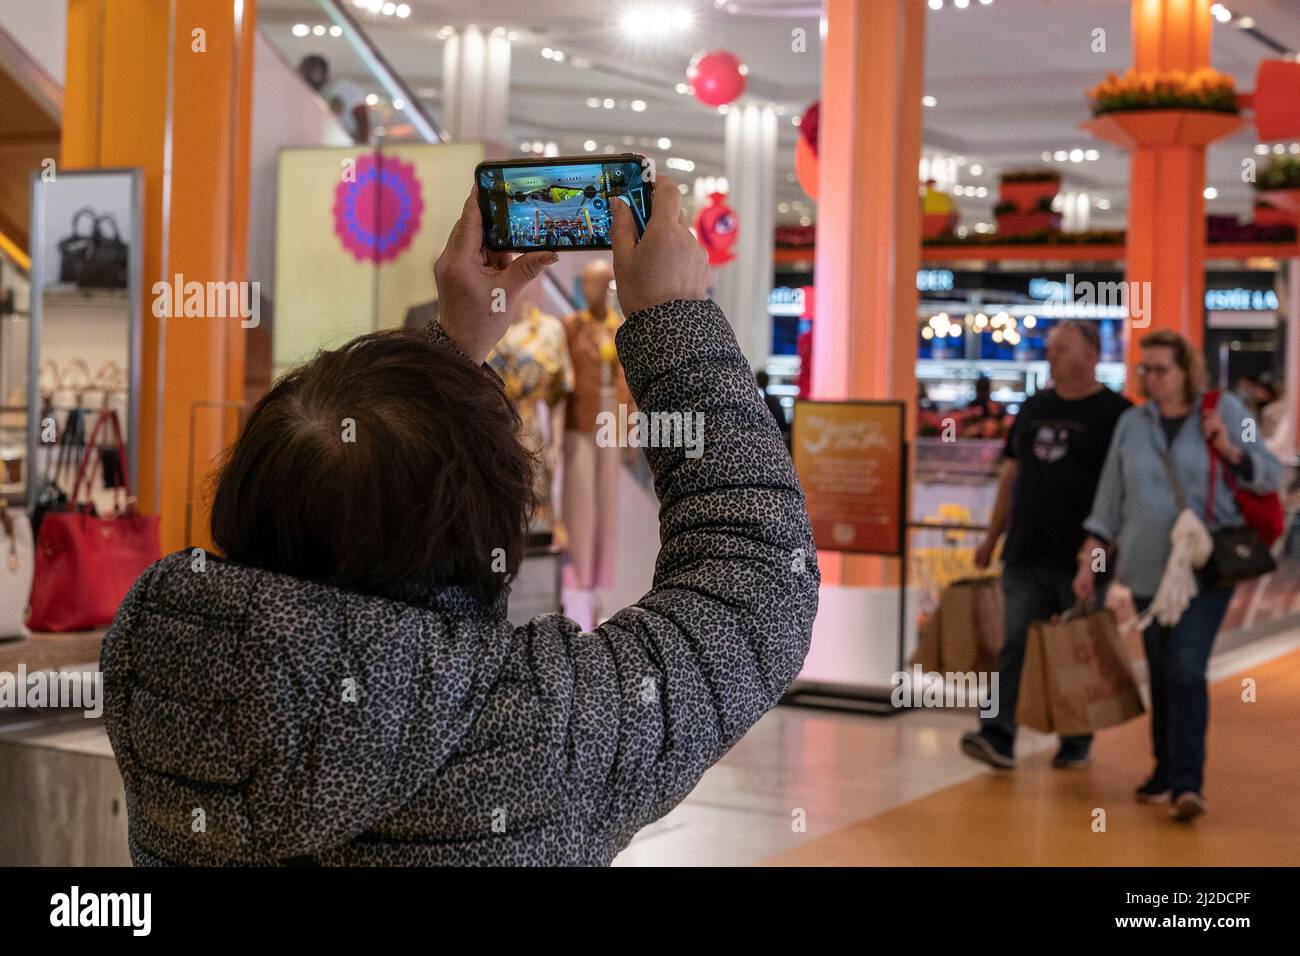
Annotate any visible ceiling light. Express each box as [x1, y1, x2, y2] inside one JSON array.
[[630, 99, 647, 112], [1211, 4, 1231, 23], [1290, 143, 1300, 154], [436, 26, 454, 39], [1254, 144, 1268, 154], [1204, 186, 1218, 199], [666, 157, 695, 171], [928, 0, 943, 9], [603, 98, 615, 109], [954, 0, 970, 7], [312, 24, 326, 36], [1237, 16, 1255, 29], [392, 98, 404, 110], [970, 163, 983, 176], [292, 23, 309, 37], [1053, 150, 1067, 161], [365, 93, 379, 106], [329, 25, 343, 37], [586, 97, 600, 108], [779, 202, 790, 213], [1096, 198, 1111, 210], [1084, 149, 1100, 161], [622, 135, 635, 145], [621, 7, 694, 38], [396, 3, 411, 16], [1041, 151, 1052, 162], [603, 145, 616, 154], [507, 31, 520, 42], [552, 50, 566, 62], [675, 82, 690, 94], [976, 186, 988, 197], [980, 0, 993, 5], [382, 3, 396, 15], [922, 95, 938, 108], [571, 57, 592, 69], [583, 140, 597, 152], [657, 136, 672, 149], [953, 185, 966, 196], [540, 47, 554, 58], [1274, 144, 1286, 154], [1069, 148, 1084, 162], [792, 115, 801, 126]]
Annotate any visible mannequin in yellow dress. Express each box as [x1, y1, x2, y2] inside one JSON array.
[[486, 289, 573, 543]]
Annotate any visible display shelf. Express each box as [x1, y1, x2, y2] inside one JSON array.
[[1080, 109, 1244, 149], [0, 628, 106, 673]]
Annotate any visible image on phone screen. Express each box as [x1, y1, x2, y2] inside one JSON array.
[[477, 157, 650, 251]]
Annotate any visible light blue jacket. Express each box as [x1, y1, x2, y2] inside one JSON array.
[[1083, 390, 1282, 597]]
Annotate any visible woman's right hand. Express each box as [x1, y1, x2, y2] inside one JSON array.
[[610, 174, 710, 314], [1072, 562, 1095, 603]]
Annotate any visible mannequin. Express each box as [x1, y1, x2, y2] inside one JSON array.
[[486, 287, 572, 543], [562, 259, 632, 593]]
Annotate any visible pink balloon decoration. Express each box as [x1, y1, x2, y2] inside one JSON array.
[[687, 49, 748, 108]]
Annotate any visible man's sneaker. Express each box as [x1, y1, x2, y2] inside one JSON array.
[[1136, 776, 1172, 804], [960, 730, 1015, 770], [1170, 791, 1207, 821], [1052, 741, 1093, 769]]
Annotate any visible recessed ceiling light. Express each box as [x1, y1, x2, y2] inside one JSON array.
[[658, 136, 672, 149], [922, 95, 938, 108], [1204, 187, 1218, 199], [329, 25, 342, 37], [1096, 198, 1111, 210], [1290, 143, 1300, 154], [392, 98, 404, 110], [396, 3, 410, 17], [292, 23, 309, 37], [1085, 149, 1100, 161], [312, 24, 326, 36], [1041, 151, 1052, 161], [1211, 4, 1231, 23], [365, 93, 380, 106], [970, 164, 983, 175], [954, 0, 969, 8], [1254, 144, 1269, 154], [630, 99, 647, 112], [928, 0, 943, 9], [1069, 148, 1084, 162], [1054, 150, 1068, 161], [1275, 143, 1286, 154], [1237, 16, 1255, 29], [586, 97, 600, 108], [675, 82, 690, 94], [603, 98, 615, 109]]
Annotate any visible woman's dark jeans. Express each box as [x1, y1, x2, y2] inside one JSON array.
[[1136, 586, 1233, 797]]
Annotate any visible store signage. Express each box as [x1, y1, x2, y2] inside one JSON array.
[[768, 286, 806, 316], [917, 269, 954, 292], [792, 400, 905, 555], [1205, 288, 1279, 311]]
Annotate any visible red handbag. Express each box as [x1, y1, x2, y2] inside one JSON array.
[[1202, 391, 1285, 547], [28, 409, 160, 632]]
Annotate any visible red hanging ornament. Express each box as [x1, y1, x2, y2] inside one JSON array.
[[693, 191, 738, 266], [687, 49, 748, 108]]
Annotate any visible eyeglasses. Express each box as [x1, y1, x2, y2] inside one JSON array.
[[1136, 363, 1175, 378]]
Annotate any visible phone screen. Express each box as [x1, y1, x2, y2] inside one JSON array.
[[477, 156, 651, 252]]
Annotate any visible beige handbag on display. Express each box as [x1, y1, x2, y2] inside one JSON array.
[[0, 501, 34, 640]]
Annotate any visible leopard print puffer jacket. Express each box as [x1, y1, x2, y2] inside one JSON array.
[[101, 299, 819, 866]]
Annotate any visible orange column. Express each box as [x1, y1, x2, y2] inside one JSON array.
[[1124, 0, 1214, 374], [62, 0, 254, 553], [812, 0, 924, 585]]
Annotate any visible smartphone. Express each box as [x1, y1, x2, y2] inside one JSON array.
[[475, 153, 653, 252]]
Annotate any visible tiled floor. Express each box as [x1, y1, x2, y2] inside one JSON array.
[[616, 626, 1300, 867]]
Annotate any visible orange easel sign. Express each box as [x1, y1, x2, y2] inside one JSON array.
[[792, 400, 906, 555]]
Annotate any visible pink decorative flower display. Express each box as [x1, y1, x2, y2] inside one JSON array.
[[333, 153, 425, 263]]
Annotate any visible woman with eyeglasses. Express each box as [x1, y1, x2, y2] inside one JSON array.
[[1074, 329, 1281, 822]]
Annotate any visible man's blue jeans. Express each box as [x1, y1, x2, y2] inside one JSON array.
[[1135, 587, 1232, 796], [979, 564, 1092, 753]]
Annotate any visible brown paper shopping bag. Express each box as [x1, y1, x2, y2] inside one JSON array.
[[1016, 619, 1054, 733], [911, 577, 1003, 674], [1027, 606, 1144, 736]]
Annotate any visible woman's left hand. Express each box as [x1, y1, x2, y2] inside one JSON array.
[[434, 187, 559, 364], [1201, 405, 1243, 464]]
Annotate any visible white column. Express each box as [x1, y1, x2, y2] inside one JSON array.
[[441, 26, 511, 143], [714, 103, 777, 369]]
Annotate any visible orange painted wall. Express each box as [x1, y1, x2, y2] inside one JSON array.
[[62, 0, 254, 553], [812, 0, 924, 586]]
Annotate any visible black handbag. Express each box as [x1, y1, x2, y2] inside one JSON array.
[[77, 214, 129, 289], [1158, 425, 1275, 590], [57, 208, 99, 284], [31, 407, 90, 537]]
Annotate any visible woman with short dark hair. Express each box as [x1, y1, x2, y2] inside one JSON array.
[[100, 177, 820, 866]]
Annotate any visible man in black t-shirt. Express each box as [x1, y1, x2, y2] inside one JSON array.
[[961, 321, 1131, 770]]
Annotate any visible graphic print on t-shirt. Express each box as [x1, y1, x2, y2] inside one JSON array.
[[1032, 424, 1071, 463]]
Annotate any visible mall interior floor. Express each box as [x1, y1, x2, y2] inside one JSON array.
[[615, 629, 1300, 866]]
